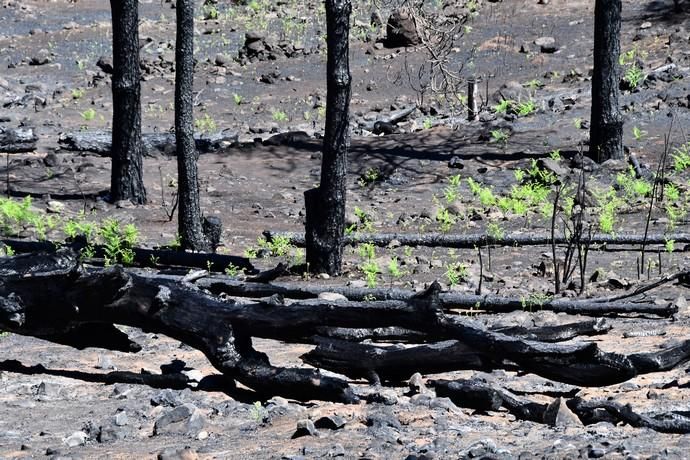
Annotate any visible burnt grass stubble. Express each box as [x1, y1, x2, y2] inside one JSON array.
[[2, 0, 690, 458]]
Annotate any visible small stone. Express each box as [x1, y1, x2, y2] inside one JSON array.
[[543, 397, 582, 427], [96, 56, 113, 74], [36, 381, 62, 398], [158, 447, 199, 460], [46, 200, 65, 214], [153, 404, 205, 437], [63, 431, 88, 447], [214, 53, 231, 67], [327, 444, 346, 457], [534, 36, 558, 53], [151, 389, 183, 407], [318, 292, 348, 302], [292, 419, 319, 438], [97, 424, 126, 443], [314, 415, 347, 430], [95, 354, 116, 370], [408, 373, 426, 395], [448, 156, 464, 169], [114, 411, 128, 426]]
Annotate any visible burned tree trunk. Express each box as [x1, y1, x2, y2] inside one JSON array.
[[304, 0, 352, 275], [109, 0, 146, 204], [175, 0, 209, 251], [589, 0, 623, 162]]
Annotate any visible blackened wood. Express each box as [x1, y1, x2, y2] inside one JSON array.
[[195, 277, 675, 317], [109, 0, 146, 204], [175, 0, 209, 251], [304, 0, 352, 275], [0, 127, 37, 153], [58, 131, 238, 157], [267, 230, 690, 249], [314, 326, 428, 343], [568, 398, 690, 433], [589, 0, 624, 162], [302, 338, 495, 382], [0, 238, 254, 272], [491, 318, 611, 342], [432, 379, 548, 423]]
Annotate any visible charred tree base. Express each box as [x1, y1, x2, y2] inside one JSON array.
[[304, 187, 344, 276]]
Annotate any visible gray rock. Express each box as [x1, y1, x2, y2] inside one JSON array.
[[534, 36, 558, 53], [114, 411, 128, 426], [314, 415, 347, 430], [385, 8, 420, 47], [36, 381, 62, 398], [543, 397, 583, 427], [97, 424, 126, 443], [318, 292, 348, 302], [292, 419, 319, 438], [157, 447, 199, 460], [408, 372, 426, 395], [63, 431, 88, 447], [153, 404, 205, 436], [151, 389, 184, 407]]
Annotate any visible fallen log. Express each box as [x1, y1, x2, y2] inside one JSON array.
[[0, 238, 255, 273], [315, 318, 611, 344], [567, 398, 690, 434], [432, 379, 690, 433], [302, 338, 496, 383], [264, 230, 690, 249], [1, 251, 689, 400], [0, 126, 37, 153], [196, 276, 676, 317], [57, 130, 238, 156]]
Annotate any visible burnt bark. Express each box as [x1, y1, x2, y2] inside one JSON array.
[[175, 0, 209, 251], [0, 127, 37, 153], [267, 230, 690, 249], [304, 0, 352, 275], [589, 0, 624, 162], [109, 0, 146, 204]]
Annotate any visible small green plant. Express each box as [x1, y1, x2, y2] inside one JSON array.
[[169, 234, 182, 251], [549, 149, 561, 161], [490, 129, 509, 145], [357, 167, 381, 187], [632, 126, 646, 141], [573, 118, 583, 129], [225, 263, 241, 276], [81, 108, 97, 121], [0, 244, 15, 257], [445, 261, 469, 286], [467, 177, 497, 208], [256, 235, 293, 257], [422, 118, 433, 130], [516, 100, 537, 117], [71, 88, 84, 100], [487, 222, 504, 240], [594, 187, 622, 234], [665, 239, 675, 253], [436, 207, 456, 232], [624, 65, 644, 90], [493, 99, 512, 114], [249, 401, 266, 423], [358, 242, 379, 288], [387, 257, 403, 278], [99, 219, 138, 266], [271, 109, 289, 122], [347, 206, 374, 234], [233, 93, 243, 105], [523, 79, 543, 90], [520, 292, 551, 311], [616, 167, 651, 200], [195, 113, 217, 133], [672, 143, 690, 172]]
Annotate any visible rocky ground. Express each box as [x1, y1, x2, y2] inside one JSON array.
[[2, 0, 690, 458]]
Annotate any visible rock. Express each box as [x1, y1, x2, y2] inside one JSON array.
[[385, 8, 420, 47], [153, 404, 205, 437], [151, 389, 184, 407], [314, 415, 347, 430], [43, 152, 59, 167], [366, 389, 399, 405], [97, 424, 126, 443], [113, 411, 128, 426], [492, 80, 530, 103], [158, 447, 199, 460], [36, 381, 62, 398], [292, 419, 319, 438], [95, 354, 116, 370], [318, 292, 348, 302], [63, 431, 88, 447], [29, 50, 51, 66], [534, 36, 558, 53], [96, 56, 113, 74], [328, 444, 346, 457], [448, 156, 464, 169], [543, 397, 582, 427], [408, 372, 426, 395], [46, 200, 65, 214], [214, 53, 231, 67], [366, 412, 402, 430]]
